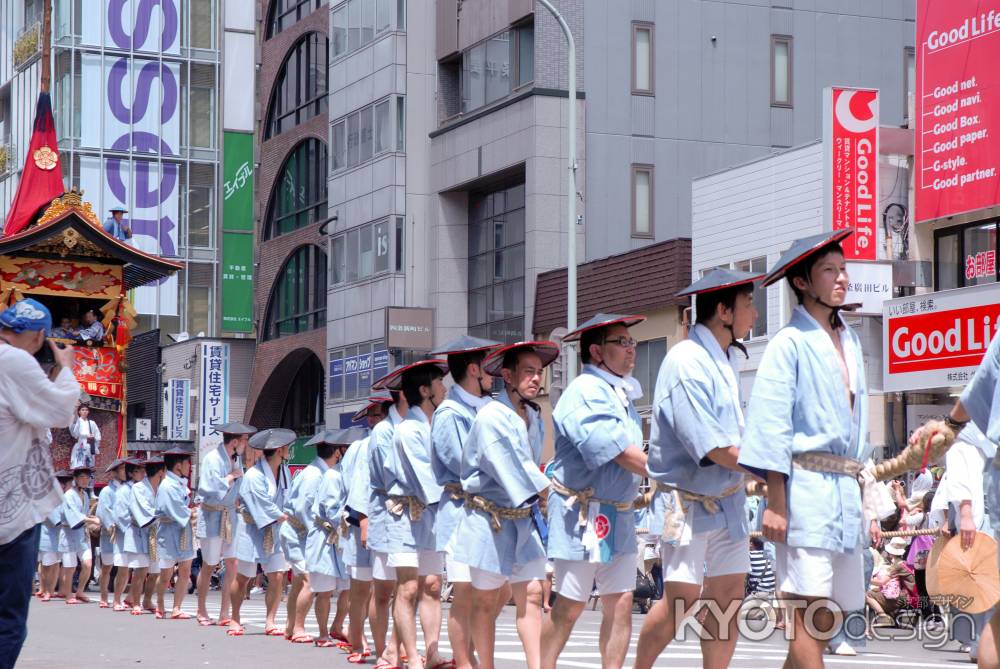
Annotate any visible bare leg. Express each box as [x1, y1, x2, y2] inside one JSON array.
[[699, 574, 746, 669], [349, 579, 372, 651], [542, 588, 631, 669], [372, 578, 395, 660], [633, 580, 702, 669], [196, 560, 217, 620], [112, 567, 129, 606], [315, 591, 332, 638], [58, 566, 73, 598], [219, 558, 236, 619], [979, 608, 1000, 669], [285, 573, 306, 636], [264, 570, 285, 631], [130, 567, 149, 612], [156, 567, 172, 613], [171, 560, 192, 614], [450, 582, 476, 669], [420, 573, 445, 665], [332, 587, 350, 636], [99, 564, 112, 604], [291, 576, 313, 638], [469, 586, 501, 669], [786, 596, 834, 669], [541, 594, 586, 669], [229, 573, 249, 633], [511, 579, 544, 669], [541, 572, 552, 613], [394, 567, 423, 669], [142, 569, 156, 609]]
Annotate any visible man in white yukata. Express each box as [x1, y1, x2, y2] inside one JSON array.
[[738, 230, 876, 669], [194, 421, 256, 626], [154, 446, 197, 619], [910, 327, 1000, 667], [112, 459, 144, 611], [542, 314, 649, 669], [303, 428, 362, 651], [96, 457, 128, 608], [38, 470, 74, 601], [449, 341, 558, 669], [367, 386, 409, 668], [341, 401, 388, 656], [374, 359, 451, 669], [228, 428, 295, 637], [127, 456, 165, 615], [633, 270, 761, 669], [58, 467, 98, 604], [429, 335, 501, 669]]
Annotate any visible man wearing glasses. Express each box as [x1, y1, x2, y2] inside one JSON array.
[[540, 314, 650, 669]]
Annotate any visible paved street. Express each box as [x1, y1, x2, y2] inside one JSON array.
[[19, 592, 979, 668]]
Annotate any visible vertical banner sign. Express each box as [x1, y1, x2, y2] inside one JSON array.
[[168, 378, 190, 440], [823, 87, 879, 261], [916, 1, 1000, 223], [222, 132, 254, 332], [79, 0, 182, 315], [199, 342, 230, 449]]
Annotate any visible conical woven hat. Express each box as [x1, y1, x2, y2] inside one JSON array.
[[926, 532, 1000, 614]]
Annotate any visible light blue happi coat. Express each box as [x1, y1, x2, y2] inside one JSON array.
[[280, 457, 329, 565], [114, 481, 136, 554], [39, 504, 63, 553], [196, 444, 242, 540], [234, 458, 285, 564], [385, 406, 440, 553], [448, 391, 550, 576], [547, 365, 642, 561], [961, 330, 1000, 529], [647, 324, 749, 542], [126, 479, 157, 555], [431, 385, 491, 552], [96, 479, 121, 556], [738, 306, 870, 553], [58, 488, 91, 554], [341, 438, 373, 568], [156, 471, 194, 561], [367, 405, 405, 554], [305, 466, 348, 579]]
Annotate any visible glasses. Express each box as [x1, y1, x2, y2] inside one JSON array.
[[603, 336, 637, 349]]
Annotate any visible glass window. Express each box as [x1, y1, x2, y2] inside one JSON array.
[[375, 220, 390, 273], [267, 0, 325, 39], [771, 35, 792, 107], [734, 257, 768, 339], [331, 235, 346, 284], [265, 138, 328, 239], [632, 338, 667, 406], [332, 6, 348, 56], [186, 162, 214, 248], [348, 0, 362, 50], [359, 105, 374, 163], [189, 87, 213, 148], [279, 354, 325, 436], [331, 218, 396, 285], [263, 245, 327, 340], [485, 32, 511, 104], [190, 0, 214, 50], [517, 24, 534, 87], [463, 43, 486, 113], [632, 23, 653, 94], [361, 0, 375, 46], [376, 0, 392, 33], [333, 97, 398, 172], [346, 227, 360, 282], [347, 111, 361, 166], [331, 120, 346, 171], [359, 223, 375, 277], [904, 47, 916, 123], [396, 96, 405, 151], [374, 99, 390, 154], [328, 340, 388, 401], [936, 230, 960, 291], [632, 165, 653, 238], [265, 33, 329, 139], [963, 223, 998, 287], [395, 216, 404, 271]]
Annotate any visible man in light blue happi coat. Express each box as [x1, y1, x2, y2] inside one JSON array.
[[541, 314, 648, 669], [111, 459, 144, 610], [58, 467, 97, 603], [429, 335, 500, 669], [127, 457, 165, 615], [448, 341, 558, 669], [738, 230, 877, 669], [195, 422, 256, 626], [37, 470, 74, 601], [228, 428, 296, 637], [303, 429, 363, 650], [154, 447, 196, 619], [96, 458, 128, 608], [634, 269, 761, 669], [377, 359, 451, 669]]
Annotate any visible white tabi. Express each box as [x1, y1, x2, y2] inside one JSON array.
[[340, 437, 373, 576], [234, 458, 287, 577], [547, 364, 643, 599], [647, 324, 750, 584], [279, 457, 329, 574], [156, 471, 195, 564], [95, 480, 121, 564], [738, 306, 870, 611], [447, 390, 550, 587], [304, 465, 349, 593], [196, 443, 242, 564]]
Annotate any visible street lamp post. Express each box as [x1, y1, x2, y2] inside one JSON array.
[[536, 0, 578, 382]]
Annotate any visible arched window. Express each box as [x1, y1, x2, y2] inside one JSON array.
[[266, 0, 326, 39], [265, 138, 328, 239], [280, 353, 325, 436], [265, 33, 328, 139], [263, 245, 327, 341]]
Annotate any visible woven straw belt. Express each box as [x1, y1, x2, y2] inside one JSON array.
[[386, 495, 426, 521], [443, 482, 468, 503], [313, 517, 340, 545], [202, 503, 234, 544], [792, 452, 864, 478], [466, 494, 533, 533], [147, 522, 159, 561], [240, 509, 276, 554], [550, 478, 633, 527], [158, 515, 192, 553], [286, 514, 307, 538]]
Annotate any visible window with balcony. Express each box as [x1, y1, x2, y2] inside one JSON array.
[[265, 138, 328, 239], [263, 245, 327, 340], [264, 33, 328, 139]]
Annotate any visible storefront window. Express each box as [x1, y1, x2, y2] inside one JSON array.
[[935, 220, 998, 290]]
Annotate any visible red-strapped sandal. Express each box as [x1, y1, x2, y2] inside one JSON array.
[[427, 660, 457, 669], [170, 611, 192, 620], [113, 603, 128, 612], [99, 600, 110, 609], [130, 606, 144, 616], [217, 618, 232, 626], [153, 608, 165, 619], [196, 616, 214, 626], [65, 598, 85, 605], [264, 628, 285, 637], [346, 652, 367, 664], [289, 634, 314, 644], [39, 594, 51, 602], [226, 624, 245, 637], [314, 637, 336, 648], [373, 661, 405, 669]]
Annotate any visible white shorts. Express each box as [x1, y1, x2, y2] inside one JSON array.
[[553, 553, 635, 601], [372, 551, 396, 581], [775, 545, 865, 612], [288, 558, 307, 576], [309, 572, 339, 593], [351, 566, 373, 582], [387, 550, 445, 576], [113, 553, 126, 568], [469, 558, 547, 590], [446, 555, 471, 584], [199, 536, 236, 566], [125, 552, 150, 569], [661, 528, 750, 586], [158, 556, 192, 570], [237, 551, 288, 578], [337, 577, 351, 592], [40, 551, 61, 567], [62, 548, 93, 569]]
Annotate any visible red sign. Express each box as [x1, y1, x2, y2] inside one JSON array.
[[916, 1, 1000, 222], [72, 347, 123, 400], [966, 250, 997, 280], [888, 304, 1000, 374], [825, 87, 879, 261]]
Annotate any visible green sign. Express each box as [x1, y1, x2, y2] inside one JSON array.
[[223, 132, 254, 232], [222, 232, 254, 332]]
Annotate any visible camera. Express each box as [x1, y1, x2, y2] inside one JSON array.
[[33, 339, 65, 365]]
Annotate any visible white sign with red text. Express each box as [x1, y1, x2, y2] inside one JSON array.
[[883, 282, 1000, 392], [824, 86, 879, 261]]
